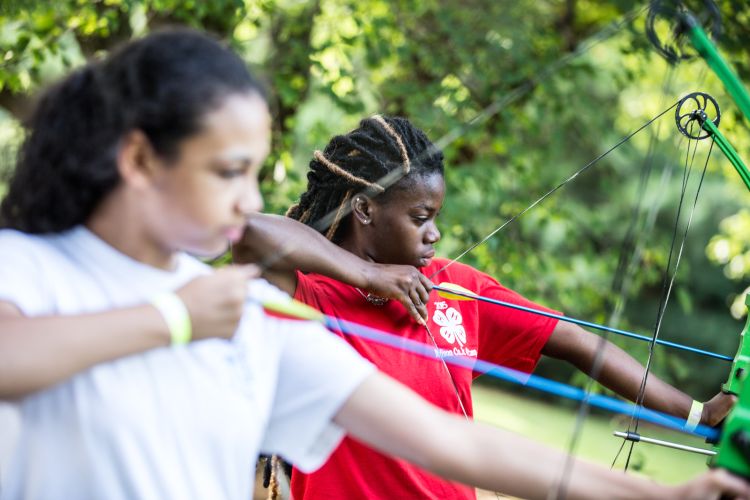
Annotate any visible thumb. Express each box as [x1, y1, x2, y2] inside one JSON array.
[[238, 264, 262, 279]]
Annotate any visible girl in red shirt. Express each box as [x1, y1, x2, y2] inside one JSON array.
[[237, 115, 734, 500]]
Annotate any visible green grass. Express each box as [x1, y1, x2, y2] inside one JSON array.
[[471, 383, 712, 484]]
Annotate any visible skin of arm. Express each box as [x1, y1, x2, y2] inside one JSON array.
[[542, 321, 734, 426], [335, 372, 750, 500], [236, 213, 431, 322], [0, 301, 171, 399], [0, 266, 255, 399]]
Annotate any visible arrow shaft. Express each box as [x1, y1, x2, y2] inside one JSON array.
[[432, 285, 732, 362]]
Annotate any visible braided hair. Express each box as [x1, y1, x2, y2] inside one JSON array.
[[286, 115, 444, 242]]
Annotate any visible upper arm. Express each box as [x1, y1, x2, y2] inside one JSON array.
[[541, 321, 600, 367], [474, 274, 559, 372]]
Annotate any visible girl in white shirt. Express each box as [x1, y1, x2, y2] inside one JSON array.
[[0, 28, 746, 500]]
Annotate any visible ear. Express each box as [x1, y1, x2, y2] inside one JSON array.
[[116, 130, 162, 189], [350, 195, 373, 225]]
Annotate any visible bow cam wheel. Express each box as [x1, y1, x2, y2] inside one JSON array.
[[646, 0, 722, 64], [675, 91, 720, 139]]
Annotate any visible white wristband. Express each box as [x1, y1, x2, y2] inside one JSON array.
[[685, 400, 703, 432]]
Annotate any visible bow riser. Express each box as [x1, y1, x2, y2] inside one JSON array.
[[713, 295, 750, 476]]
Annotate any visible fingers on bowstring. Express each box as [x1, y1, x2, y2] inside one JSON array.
[[416, 278, 432, 306], [408, 288, 428, 326], [418, 273, 434, 295], [399, 297, 423, 326]]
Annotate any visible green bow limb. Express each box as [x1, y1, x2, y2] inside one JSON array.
[[680, 9, 750, 477]]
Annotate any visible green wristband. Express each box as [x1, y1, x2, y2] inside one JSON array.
[[151, 292, 192, 346]]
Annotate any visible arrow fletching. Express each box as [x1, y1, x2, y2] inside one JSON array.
[[435, 282, 477, 301], [262, 298, 325, 322]]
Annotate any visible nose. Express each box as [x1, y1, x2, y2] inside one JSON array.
[[425, 222, 441, 244], [237, 180, 263, 216]]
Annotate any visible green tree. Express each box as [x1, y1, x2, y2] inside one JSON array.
[[2, 0, 750, 397]]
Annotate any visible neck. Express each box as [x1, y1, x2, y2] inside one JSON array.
[[339, 236, 375, 263], [86, 188, 176, 270]]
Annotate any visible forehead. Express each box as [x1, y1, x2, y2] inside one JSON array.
[[196, 92, 271, 160], [383, 172, 445, 208]]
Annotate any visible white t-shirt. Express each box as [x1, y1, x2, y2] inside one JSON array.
[[0, 227, 374, 500]]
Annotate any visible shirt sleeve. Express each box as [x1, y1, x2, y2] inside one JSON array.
[[475, 271, 560, 373], [0, 231, 51, 316], [258, 284, 375, 472]]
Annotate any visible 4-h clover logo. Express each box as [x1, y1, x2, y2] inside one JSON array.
[[432, 307, 466, 346]]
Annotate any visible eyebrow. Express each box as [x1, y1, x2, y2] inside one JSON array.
[[411, 203, 439, 212], [214, 155, 254, 168]]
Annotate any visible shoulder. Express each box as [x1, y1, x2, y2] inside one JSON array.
[[0, 229, 62, 266], [0, 228, 48, 250]]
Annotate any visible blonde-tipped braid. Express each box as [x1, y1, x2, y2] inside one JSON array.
[[285, 203, 312, 224], [372, 114, 411, 174], [285, 116, 444, 245], [266, 455, 280, 500], [314, 150, 385, 193], [325, 190, 353, 240]]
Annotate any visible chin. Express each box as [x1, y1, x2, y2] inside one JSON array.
[[185, 240, 230, 259], [417, 257, 432, 268]]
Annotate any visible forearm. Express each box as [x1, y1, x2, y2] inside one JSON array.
[[444, 418, 671, 499], [0, 305, 170, 398], [237, 214, 372, 288], [337, 372, 672, 499], [545, 323, 692, 419], [589, 341, 692, 418]]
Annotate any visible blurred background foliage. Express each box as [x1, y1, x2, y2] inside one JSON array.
[[1, 0, 750, 400]]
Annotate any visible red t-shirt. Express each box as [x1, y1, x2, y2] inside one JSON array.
[[291, 258, 559, 500]]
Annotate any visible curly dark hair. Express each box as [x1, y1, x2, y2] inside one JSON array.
[[0, 28, 266, 233], [286, 115, 444, 243]]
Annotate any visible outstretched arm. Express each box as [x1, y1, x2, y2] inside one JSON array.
[[542, 321, 734, 426], [0, 266, 255, 399], [335, 371, 749, 499], [235, 214, 432, 322]]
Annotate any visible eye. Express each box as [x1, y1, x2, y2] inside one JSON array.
[[218, 168, 246, 179]]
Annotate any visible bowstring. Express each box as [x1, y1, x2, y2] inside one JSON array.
[[612, 61, 713, 471], [615, 130, 716, 472], [611, 120, 701, 470], [550, 65, 680, 500]]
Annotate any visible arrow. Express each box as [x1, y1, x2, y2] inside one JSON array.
[[247, 293, 720, 441], [434, 282, 732, 362]]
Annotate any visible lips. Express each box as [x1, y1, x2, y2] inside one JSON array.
[[224, 226, 245, 243], [422, 249, 436, 259]]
